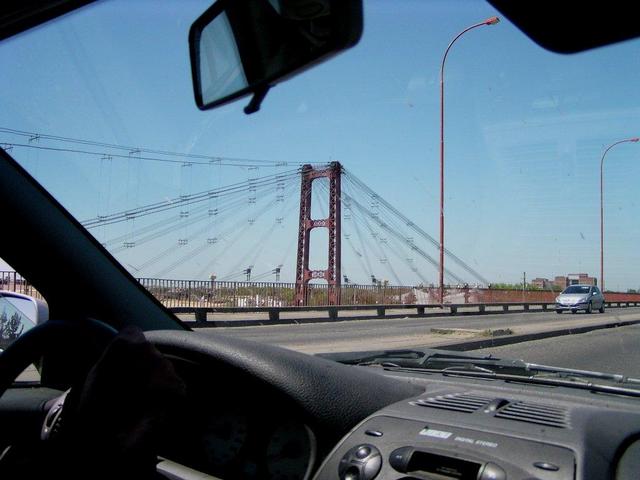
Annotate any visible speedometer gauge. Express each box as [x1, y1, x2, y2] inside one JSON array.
[[200, 413, 249, 468], [265, 422, 315, 480]]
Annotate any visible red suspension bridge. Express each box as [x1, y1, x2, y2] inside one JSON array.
[[1, 127, 597, 308], [73, 159, 492, 305]]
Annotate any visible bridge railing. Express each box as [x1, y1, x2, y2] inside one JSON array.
[[136, 277, 640, 308], [137, 278, 416, 308], [0, 271, 43, 299], [170, 300, 640, 326], [4, 272, 640, 311]]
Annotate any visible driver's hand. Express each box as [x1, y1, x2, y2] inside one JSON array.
[[2, 325, 186, 480]]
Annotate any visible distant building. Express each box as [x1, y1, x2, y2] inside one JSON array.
[[531, 277, 552, 289], [568, 273, 597, 286], [554, 276, 568, 289], [554, 273, 597, 289]]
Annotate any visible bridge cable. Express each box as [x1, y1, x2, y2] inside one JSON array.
[[154, 197, 286, 278], [82, 169, 301, 227], [344, 169, 488, 285]]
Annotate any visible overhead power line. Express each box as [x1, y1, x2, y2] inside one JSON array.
[[0, 127, 309, 167]]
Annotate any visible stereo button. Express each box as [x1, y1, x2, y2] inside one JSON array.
[[534, 462, 560, 472], [389, 446, 413, 473], [362, 453, 382, 480], [339, 445, 382, 480], [479, 462, 506, 480], [356, 446, 372, 459]]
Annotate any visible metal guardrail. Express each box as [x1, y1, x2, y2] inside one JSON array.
[[137, 277, 640, 308], [170, 301, 640, 326], [3, 272, 640, 322], [0, 271, 43, 300], [138, 278, 416, 308]]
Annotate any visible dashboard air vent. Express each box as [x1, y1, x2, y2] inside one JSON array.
[[495, 401, 569, 428], [413, 393, 494, 413]]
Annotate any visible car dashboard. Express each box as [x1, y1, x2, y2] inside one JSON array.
[[150, 331, 640, 480], [2, 330, 640, 480]]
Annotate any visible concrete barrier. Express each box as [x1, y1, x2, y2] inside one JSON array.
[[171, 301, 640, 327]]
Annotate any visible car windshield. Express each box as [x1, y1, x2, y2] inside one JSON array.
[[1, 0, 640, 381], [563, 286, 591, 294]]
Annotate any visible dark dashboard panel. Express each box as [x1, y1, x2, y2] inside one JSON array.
[[159, 357, 317, 480], [144, 329, 423, 479], [164, 403, 315, 480]]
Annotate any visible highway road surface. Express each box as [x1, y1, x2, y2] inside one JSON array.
[[196, 306, 640, 354], [473, 323, 640, 378], [194, 307, 640, 379]]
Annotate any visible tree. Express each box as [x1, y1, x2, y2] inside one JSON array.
[[0, 309, 25, 350]]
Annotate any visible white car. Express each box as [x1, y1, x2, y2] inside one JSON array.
[[555, 285, 605, 314]]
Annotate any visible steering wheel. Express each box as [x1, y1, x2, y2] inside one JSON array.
[[0, 319, 118, 397], [0, 320, 185, 479]]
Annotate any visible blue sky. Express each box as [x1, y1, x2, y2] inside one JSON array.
[[1, 0, 639, 290]]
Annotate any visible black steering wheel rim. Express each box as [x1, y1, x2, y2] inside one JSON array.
[[0, 319, 117, 398]]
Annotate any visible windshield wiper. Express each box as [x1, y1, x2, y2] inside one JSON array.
[[318, 349, 429, 367], [523, 363, 640, 386], [322, 349, 525, 370], [378, 364, 640, 398], [421, 355, 640, 386], [324, 348, 640, 395]]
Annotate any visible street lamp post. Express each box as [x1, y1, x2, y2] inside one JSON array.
[[439, 16, 500, 304], [600, 137, 639, 292]]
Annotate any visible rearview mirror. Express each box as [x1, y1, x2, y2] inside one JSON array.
[[189, 0, 363, 114]]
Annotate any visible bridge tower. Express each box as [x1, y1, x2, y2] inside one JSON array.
[[295, 162, 342, 306]]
